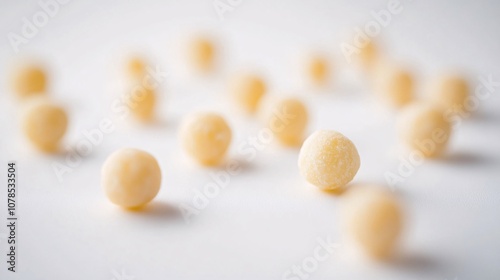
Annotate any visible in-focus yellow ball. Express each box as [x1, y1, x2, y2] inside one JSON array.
[[180, 112, 232, 166], [261, 97, 308, 146], [230, 73, 266, 114], [298, 130, 360, 190], [398, 103, 451, 157], [102, 148, 162, 208], [342, 186, 402, 259], [430, 75, 469, 113], [127, 85, 156, 121], [12, 64, 47, 98], [22, 99, 67, 152], [375, 65, 413, 108], [188, 37, 215, 73]]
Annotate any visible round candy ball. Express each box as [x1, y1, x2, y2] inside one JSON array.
[[305, 54, 329, 86], [261, 97, 308, 147], [101, 148, 162, 208], [430, 74, 469, 113], [358, 40, 378, 71], [398, 103, 451, 157], [230, 73, 266, 114], [127, 85, 156, 121], [12, 63, 47, 98], [180, 112, 232, 166], [298, 130, 360, 190], [375, 65, 413, 108], [126, 56, 148, 79], [342, 186, 402, 259], [22, 99, 67, 152], [187, 36, 215, 73]]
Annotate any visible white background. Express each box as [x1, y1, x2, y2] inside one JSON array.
[[1, 0, 500, 279]]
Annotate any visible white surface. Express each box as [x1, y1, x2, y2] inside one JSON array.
[[1, 0, 500, 279]]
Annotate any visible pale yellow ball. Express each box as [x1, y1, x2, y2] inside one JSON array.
[[180, 112, 232, 166], [12, 64, 47, 98], [126, 56, 147, 79], [127, 86, 156, 121], [375, 65, 413, 108], [22, 99, 67, 152], [342, 186, 402, 259], [102, 148, 162, 208], [188, 37, 215, 73], [298, 130, 360, 190], [306, 55, 329, 86], [358, 41, 378, 70], [430, 75, 469, 113], [230, 73, 266, 114], [262, 97, 308, 146], [398, 103, 451, 157]]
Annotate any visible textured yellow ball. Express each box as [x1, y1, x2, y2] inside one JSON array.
[[398, 103, 451, 157], [180, 112, 232, 166], [342, 186, 402, 259], [430, 75, 469, 113], [262, 97, 308, 146], [375, 65, 413, 108], [298, 130, 360, 190], [127, 86, 156, 121], [188, 37, 215, 73], [126, 56, 147, 79], [230, 73, 266, 113], [306, 55, 329, 86], [102, 148, 162, 208], [12, 64, 47, 98], [22, 99, 67, 152]]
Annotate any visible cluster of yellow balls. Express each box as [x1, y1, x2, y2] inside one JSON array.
[[370, 54, 469, 158], [124, 55, 157, 121], [11, 62, 68, 153], [13, 35, 471, 262]]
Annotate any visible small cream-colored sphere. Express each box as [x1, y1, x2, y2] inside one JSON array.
[[180, 112, 232, 166], [230, 73, 266, 113], [22, 99, 67, 152], [262, 97, 308, 146], [430, 75, 469, 113], [305, 55, 329, 86], [102, 148, 162, 208], [12, 64, 47, 98], [298, 130, 360, 190], [358, 41, 378, 70], [126, 56, 147, 79], [342, 186, 402, 259], [375, 65, 413, 108], [187, 37, 215, 73], [398, 103, 451, 157], [127, 86, 156, 121]]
